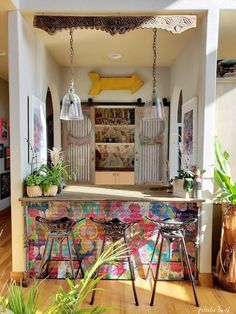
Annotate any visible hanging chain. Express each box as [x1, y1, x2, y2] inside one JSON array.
[[152, 28, 157, 99], [69, 28, 74, 87]]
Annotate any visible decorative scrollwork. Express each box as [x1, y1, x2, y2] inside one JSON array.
[[34, 15, 196, 35], [140, 15, 196, 34]]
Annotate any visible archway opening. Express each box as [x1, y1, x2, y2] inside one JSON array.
[[177, 90, 183, 170], [46, 88, 54, 161]]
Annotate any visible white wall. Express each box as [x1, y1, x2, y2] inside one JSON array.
[[61, 66, 170, 102], [169, 19, 206, 179], [8, 11, 62, 273], [0, 78, 10, 210], [216, 80, 236, 181], [169, 10, 219, 277]]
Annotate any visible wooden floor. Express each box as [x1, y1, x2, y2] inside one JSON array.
[[1, 209, 236, 314]]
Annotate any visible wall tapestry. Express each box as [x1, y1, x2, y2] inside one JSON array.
[[28, 96, 47, 164], [181, 97, 197, 169]]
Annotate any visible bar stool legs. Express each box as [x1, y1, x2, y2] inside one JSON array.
[[37, 232, 83, 280], [181, 238, 199, 307], [90, 237, 106, 305], [90, 234, 139, 306], [124, 233, 139, 306], [146, 231, 160, 280], [149, 234, 199, 307], [71, 232, 84, 278], [150, 237, 164, 306]]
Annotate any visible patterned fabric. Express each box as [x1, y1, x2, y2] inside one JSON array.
[[26, 201, 198, 279]]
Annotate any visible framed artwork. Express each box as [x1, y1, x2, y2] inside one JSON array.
[[4, 146, 10, 171], [217, 59, 236, 78], [0, 172, 10, 199], [181, 97, 198, 169], [0, 119, 9, 140], [28, 95, 47, 164], [0, 144, 4, 158]]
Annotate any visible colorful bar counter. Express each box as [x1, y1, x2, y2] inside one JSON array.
[[20, 185, 204, 280]]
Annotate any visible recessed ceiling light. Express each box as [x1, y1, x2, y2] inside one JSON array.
[[109, 53, 122, 60], [0, 50, 6, 57]]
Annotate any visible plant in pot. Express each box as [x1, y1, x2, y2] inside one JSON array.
[[172, 169, 195, 198], [40, 164, 59, 197], [25, 170, 44, 197], [48, 148, 69, 194], [214, 137, 236, 292]]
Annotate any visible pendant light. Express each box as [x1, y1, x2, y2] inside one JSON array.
[[143, 29, 165, 128], [60, 29, 83, 120]]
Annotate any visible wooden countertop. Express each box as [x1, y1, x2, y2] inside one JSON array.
[[19, 185, 205, 203]]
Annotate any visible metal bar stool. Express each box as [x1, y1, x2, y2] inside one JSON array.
[[146, 216, 199, 307], [35, 216, 84, 279], [89, 217, 140, 306]]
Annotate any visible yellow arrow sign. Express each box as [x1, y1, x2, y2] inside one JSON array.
[[88, 72, 143, 95]]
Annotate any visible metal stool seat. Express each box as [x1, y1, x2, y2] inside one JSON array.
[[146, 216, 199, 307], [35, 216, 84, 279], [89, 217, 140, 306]]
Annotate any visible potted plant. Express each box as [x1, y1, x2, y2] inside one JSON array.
[[39, 148, 69, 196], [40, 164, 59, 196], [214, 137, 236, 292], [48, 148, 69, 194], [25, 170, 44, 197], [172, 169, 195, 198]]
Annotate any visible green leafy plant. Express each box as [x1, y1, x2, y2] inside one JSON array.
[[214, 136, 236, 204], [45, 241, 128, 314], [25, 170, 45, 187], [39, 148, 69, 191], [175, 169, 195, 192], [0, 282, 41, 314]]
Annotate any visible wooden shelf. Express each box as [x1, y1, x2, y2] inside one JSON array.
[[96, 142, 134, 145], [96, 168, 134, 172], [95, 124, 135, 127]]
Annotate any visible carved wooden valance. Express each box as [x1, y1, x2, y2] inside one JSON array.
[[34, 15, 196, 36]]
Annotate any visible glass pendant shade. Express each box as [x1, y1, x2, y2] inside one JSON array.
[[60, 85, 83, 120], [143, 96, 165, 121]]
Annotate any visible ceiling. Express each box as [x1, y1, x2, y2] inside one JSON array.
[[0, 11, 203, 80], [218, 11, 236, 59], [1, 10, 236, 82], [24, 13, 200, 68], [29, 17, 201, 68]]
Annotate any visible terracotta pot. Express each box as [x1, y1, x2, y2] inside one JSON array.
[[43, 185, 58, 196], [216, 203, 236, 292], [26, 186, 42, 197]]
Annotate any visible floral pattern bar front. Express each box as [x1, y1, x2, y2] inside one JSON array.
[[26, 200, 199, 279]]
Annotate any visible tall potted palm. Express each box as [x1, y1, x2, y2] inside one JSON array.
[[214, 137, 236, 292]]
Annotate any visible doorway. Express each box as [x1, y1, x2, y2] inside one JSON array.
[[46, 88, 54, 160]]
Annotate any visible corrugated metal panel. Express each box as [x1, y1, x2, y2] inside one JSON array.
[[67, 115, 91, 182], [139, 119, 161, 183]]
